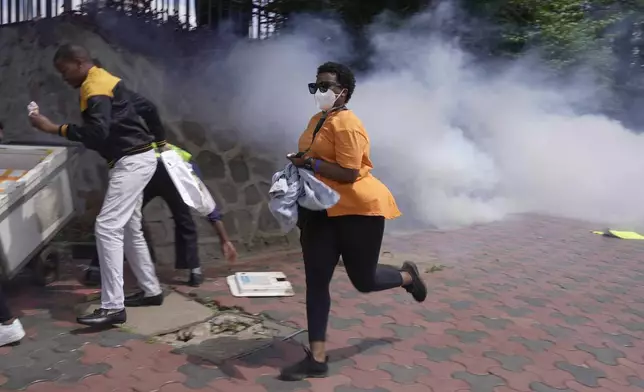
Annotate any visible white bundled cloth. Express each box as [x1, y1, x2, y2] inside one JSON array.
[[28, 101, 39, 115], [160, 149, 216, 216], [268, 163, 339, 233]]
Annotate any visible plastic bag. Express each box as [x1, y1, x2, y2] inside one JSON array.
[[28, 101, 39, 115], [160, 150, 216, 216]]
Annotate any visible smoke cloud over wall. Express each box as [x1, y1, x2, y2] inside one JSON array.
[[126, 2, 644, 230]]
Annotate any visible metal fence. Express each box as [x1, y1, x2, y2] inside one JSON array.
[[0, 0, 62, 23], [0, 0, 280, 38]]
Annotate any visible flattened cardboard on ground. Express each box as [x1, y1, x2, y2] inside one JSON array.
[[75, 291, 213, 336], [227, 271, 294, 297]]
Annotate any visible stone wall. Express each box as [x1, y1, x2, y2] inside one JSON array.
[[0, 18, 295, 265]]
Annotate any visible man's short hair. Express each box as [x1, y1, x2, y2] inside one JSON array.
[[0, 121, 4, 130], [53, 44, 92, 63]]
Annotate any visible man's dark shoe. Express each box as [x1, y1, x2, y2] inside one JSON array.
[[189, 273, 203, 287], [278, 348, 328, 381], [77, 308, 126, 326], [401, 261, 428, 302], [82, 267, 101, 287], [124, 291, 164, 307]]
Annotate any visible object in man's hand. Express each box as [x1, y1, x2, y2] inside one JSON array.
[[27, 101, 39, 116]]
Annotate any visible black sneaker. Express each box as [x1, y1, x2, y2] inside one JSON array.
[[278, 348, 328, 381], [124, 291, 164, 307], [401, 261, 427, 302], [77, 308, 126, 326], [188, 273, 203, 287]]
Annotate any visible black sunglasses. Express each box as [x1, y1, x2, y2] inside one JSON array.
[[308, 81, 340, 94]]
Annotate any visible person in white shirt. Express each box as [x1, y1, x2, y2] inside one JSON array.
[[0, 121, 25, 346], [0, 287, 24, 347]]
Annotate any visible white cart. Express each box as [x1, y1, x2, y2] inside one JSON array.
[[0, 144, 79, 285]]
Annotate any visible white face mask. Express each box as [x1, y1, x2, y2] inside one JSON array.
[[314, 88, 344, 111]]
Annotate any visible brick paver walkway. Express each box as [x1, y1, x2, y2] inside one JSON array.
[[1, 214, 644, 391]]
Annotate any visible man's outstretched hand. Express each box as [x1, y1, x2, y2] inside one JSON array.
[[28, 112, 59, 134], [221, 240, 238, 263]]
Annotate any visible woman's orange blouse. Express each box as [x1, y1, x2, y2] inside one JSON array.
[[297, 109, 401, 219]]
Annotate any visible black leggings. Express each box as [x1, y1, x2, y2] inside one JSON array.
[[299, 208, 403, 342], [0, 286, 12, 323]]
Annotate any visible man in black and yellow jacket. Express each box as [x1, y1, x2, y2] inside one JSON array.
[[29, 44, 164, 327], [77, 60, 237, 288]]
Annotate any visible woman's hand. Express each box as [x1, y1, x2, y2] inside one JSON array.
[[287, 153, 307, 167]]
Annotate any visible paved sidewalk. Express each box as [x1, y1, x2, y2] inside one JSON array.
[[1, 214, 644, 392]]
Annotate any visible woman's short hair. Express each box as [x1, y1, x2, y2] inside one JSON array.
[[317, 62, 356, 102]]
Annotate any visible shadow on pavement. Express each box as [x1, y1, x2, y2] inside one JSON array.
[[185, 335, 401, 380]]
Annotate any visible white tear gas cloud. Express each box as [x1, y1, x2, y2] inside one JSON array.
[[191, 2, 644, 230]]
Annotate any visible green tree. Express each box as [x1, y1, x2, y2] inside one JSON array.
[[467, 0, 624, 68]]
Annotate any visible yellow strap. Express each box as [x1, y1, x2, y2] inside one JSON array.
[[152, 142, 192, 162]]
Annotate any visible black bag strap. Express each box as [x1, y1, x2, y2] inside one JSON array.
[[300, 106, 347, 155]]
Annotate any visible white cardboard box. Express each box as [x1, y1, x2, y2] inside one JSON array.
[[227, 271, 294, 297]]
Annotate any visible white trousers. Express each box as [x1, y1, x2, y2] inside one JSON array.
[[95, 149, 162, 310]]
